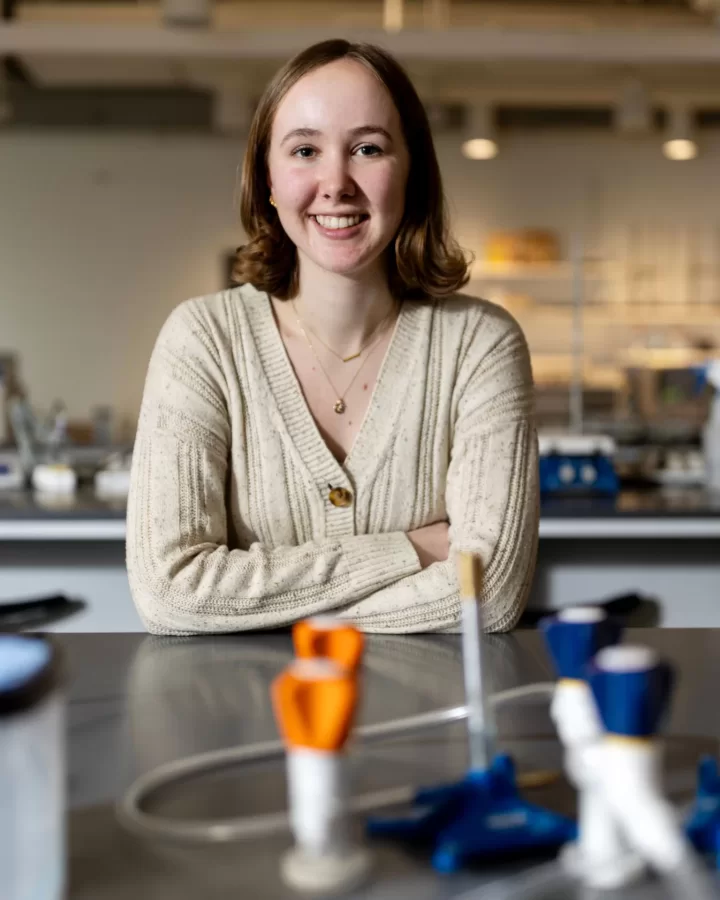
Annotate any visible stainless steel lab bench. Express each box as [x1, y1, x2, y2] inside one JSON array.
[[64, 628, 720, 898]]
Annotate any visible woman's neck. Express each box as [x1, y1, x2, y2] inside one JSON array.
[[291, 259, 397, 355]]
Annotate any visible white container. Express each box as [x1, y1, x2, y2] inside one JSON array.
[[32, 464, 77, 495], [94, 467, 131, 499], [0, 635, 65, 900]]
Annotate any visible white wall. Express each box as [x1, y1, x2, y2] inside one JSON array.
[[2, 127, 720, 432], [0, 132, 242, 437]]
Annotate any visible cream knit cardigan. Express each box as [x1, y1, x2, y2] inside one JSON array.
[[126, 283, 539, 635]]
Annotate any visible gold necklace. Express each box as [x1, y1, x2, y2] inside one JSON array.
[[292, 301, 394, 414], [294, 302, 396, 364]]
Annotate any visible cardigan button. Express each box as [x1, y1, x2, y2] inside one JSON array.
[[328, 487, 353, 508]]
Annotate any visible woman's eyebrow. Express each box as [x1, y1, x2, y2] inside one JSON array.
[[280, 125, 393, 146], [280, 127, 321, 146], [348, 125, 393, 141]]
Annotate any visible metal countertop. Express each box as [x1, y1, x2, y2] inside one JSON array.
[[62, 629, 720, 899]]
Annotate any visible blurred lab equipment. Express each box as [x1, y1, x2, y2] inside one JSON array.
[[7, 391, 129, 496], [94, 452, 132, 500], [539, 433, 619, 496], [485, 229, 561, 266], [0, 634, 65, 900], [0, 450, 24, 490], [625, 361, 709, 430], [703, 361, 720, 492], [31, 463, 77, 496]]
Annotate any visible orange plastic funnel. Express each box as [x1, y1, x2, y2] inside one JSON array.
[[272, 659, 359, 752], [293, 617, 365, 673]]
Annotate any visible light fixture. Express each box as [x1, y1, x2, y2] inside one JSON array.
[[383, 0, 404, 32], [663, 139, 698, 161], [662, 105, 698, 161], [462, 104, 499, 160], [616, 78, 652, 135]]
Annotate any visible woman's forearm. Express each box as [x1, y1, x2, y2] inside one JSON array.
[[127, 432, 424, 635]]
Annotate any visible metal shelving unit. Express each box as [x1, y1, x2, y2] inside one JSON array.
[[468, 224, 720, 434]]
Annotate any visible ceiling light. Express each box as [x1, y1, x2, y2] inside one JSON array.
[[462, 104, 498, 160], [662, 139, 698, 161], [662, 106, 698, 161], [462, 138, 499, 160]]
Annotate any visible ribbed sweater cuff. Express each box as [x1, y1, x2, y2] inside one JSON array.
[[339, 532, 421, 596]]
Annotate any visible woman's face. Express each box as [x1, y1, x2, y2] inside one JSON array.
[[267, 58, 410, 282]]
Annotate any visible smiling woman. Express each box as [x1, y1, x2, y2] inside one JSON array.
[[126, 40, 539, 636], [233, 40, 467, 302]]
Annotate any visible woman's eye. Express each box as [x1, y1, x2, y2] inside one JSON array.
[[355, 144, 382, 157], [292, 146, 316, 159]]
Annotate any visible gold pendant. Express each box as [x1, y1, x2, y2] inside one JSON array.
[[334, 399, 346, 414], [342, 352, 361, 363]]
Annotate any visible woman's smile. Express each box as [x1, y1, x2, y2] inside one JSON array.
[[310, 213, 370, 239]]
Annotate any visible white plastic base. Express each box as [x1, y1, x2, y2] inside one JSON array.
[[284, 748, 372, 893], [559, 840, 646, 889], [584, 740, 691, 875], [281, 846, 372, 895]]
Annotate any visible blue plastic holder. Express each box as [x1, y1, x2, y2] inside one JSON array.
[[540, 613, 622, 681], [366, 753, 577, 874], [587, 657, 674, 739], [686, 756, 720, 869]]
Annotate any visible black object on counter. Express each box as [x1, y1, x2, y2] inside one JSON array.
[[520, 592, 659, 629], [0, 594, 86, 631]]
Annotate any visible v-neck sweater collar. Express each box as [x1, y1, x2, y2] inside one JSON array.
[[243, 285, 431, 493]]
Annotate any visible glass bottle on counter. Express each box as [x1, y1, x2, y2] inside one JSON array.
[[45, 401, 69, 464]]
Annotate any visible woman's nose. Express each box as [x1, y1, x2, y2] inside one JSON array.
[[319, 154, 355, 201]]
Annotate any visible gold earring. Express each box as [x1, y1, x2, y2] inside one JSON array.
[[269, 195, 277, 208]]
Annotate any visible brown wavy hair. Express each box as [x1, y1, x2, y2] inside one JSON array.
[[232, 39, 470, 300]]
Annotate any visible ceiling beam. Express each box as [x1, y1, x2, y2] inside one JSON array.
[[2, 24, 720, 65]]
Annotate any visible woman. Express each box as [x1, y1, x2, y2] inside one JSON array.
[[126, 39, 538, 636]]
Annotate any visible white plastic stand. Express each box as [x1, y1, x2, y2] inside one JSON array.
[[282, 747, 371, 895], [584, 646, 693, 879], [552, 679, 646, 888], [549, 607, 645, 889]]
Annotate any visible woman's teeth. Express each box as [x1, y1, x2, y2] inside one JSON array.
[[314, 214, 364, 230]]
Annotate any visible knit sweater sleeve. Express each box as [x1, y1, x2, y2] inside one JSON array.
[[126, 301, 422, 635], [335, 305, 539, 633]]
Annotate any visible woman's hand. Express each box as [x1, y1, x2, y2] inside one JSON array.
[[407, 521, 450, 569]]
